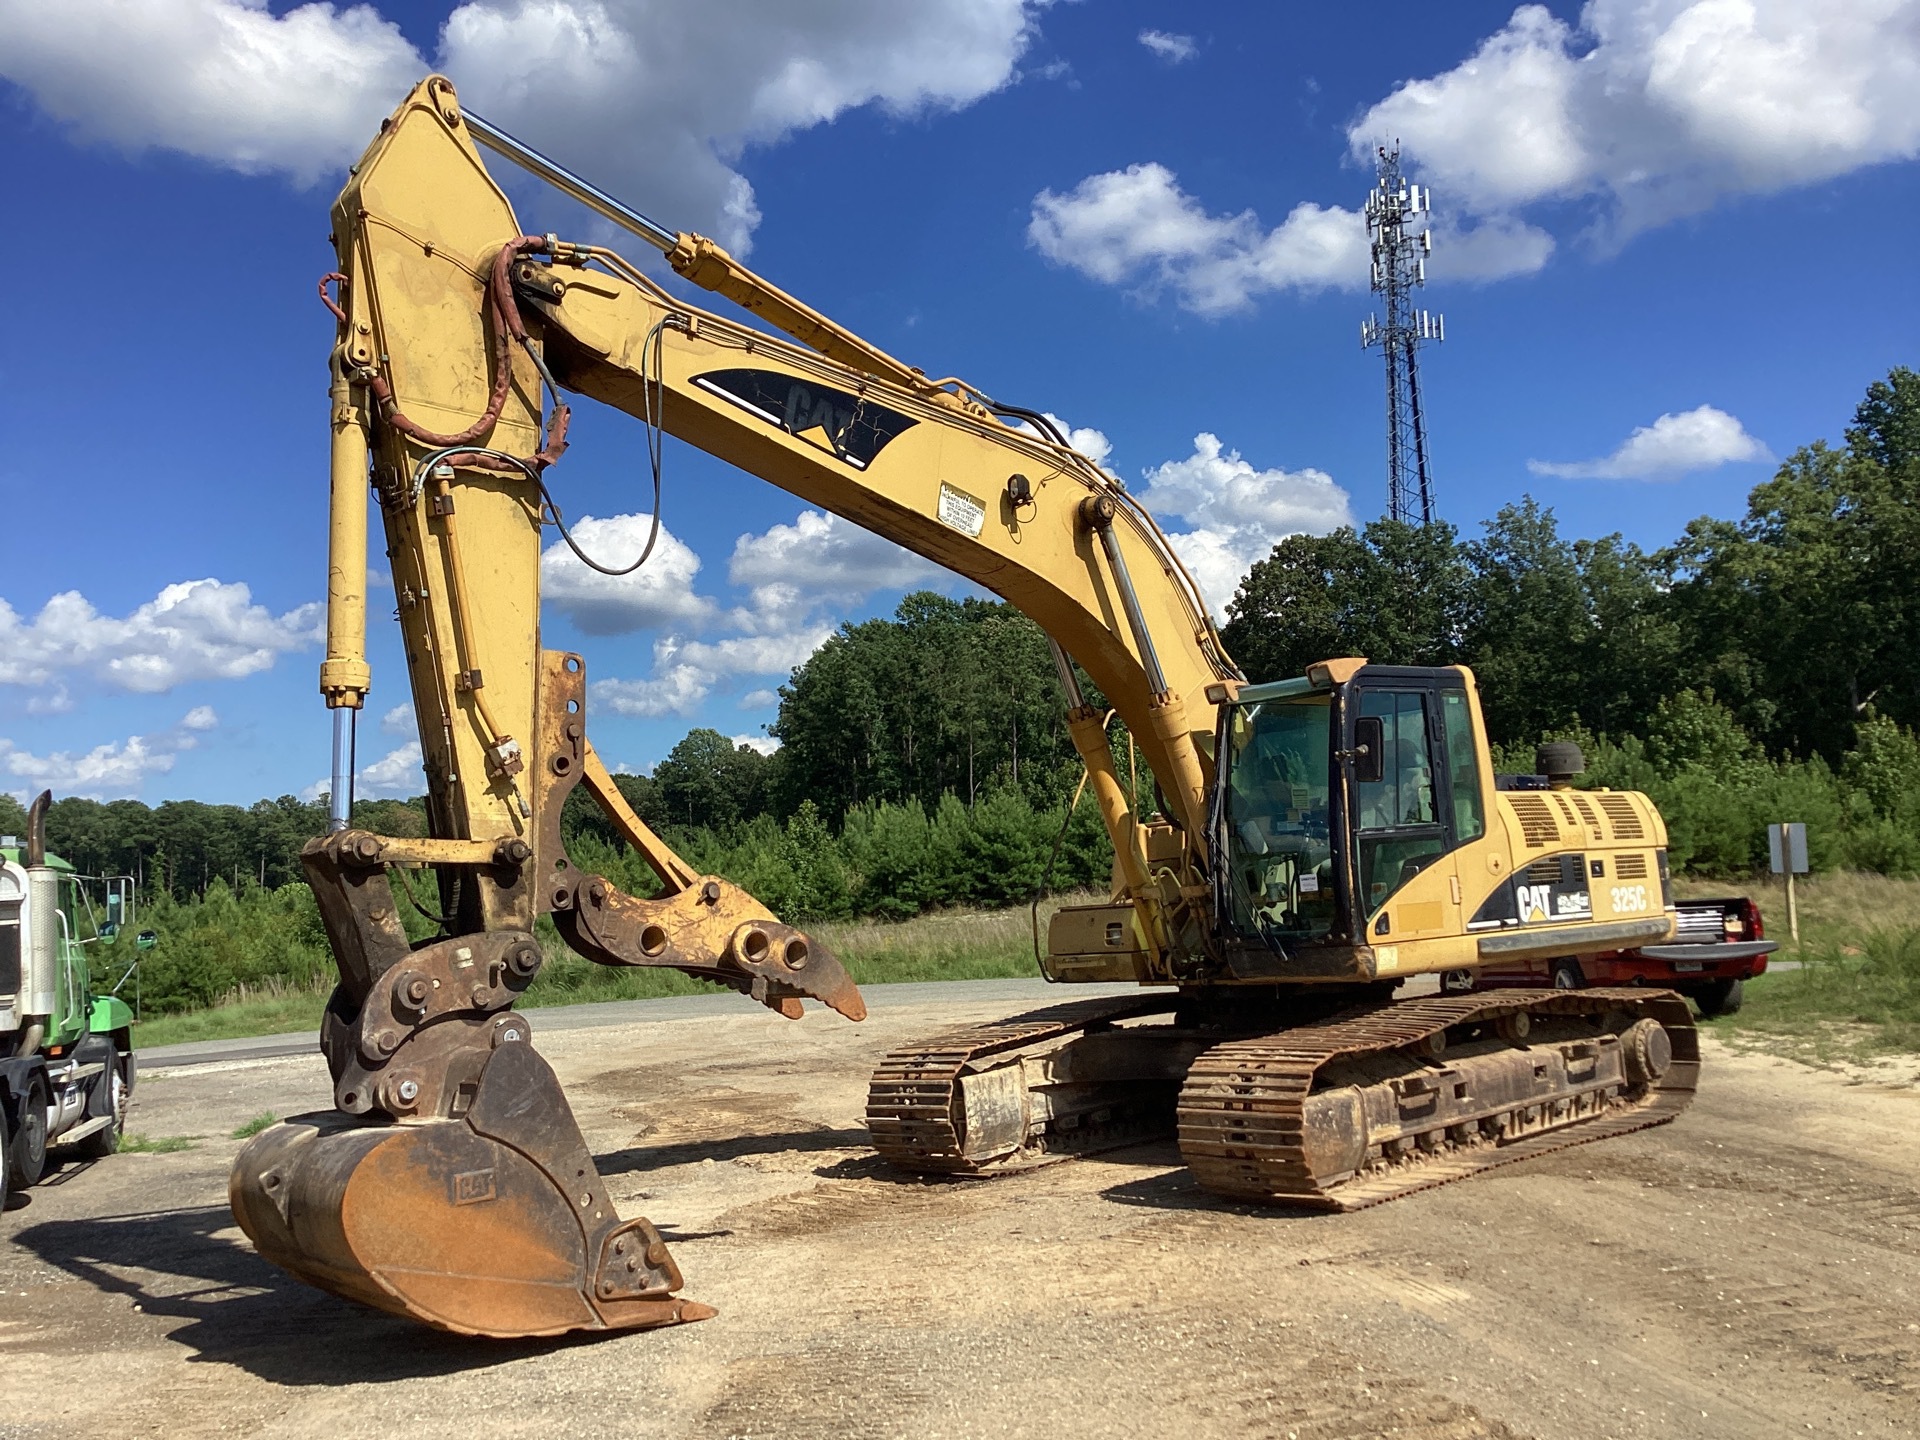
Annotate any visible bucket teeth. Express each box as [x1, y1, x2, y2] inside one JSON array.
[[230, 1032, 709, 1338]]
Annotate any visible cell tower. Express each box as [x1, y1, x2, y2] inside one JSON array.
[[1360, 145, 1444, 526]]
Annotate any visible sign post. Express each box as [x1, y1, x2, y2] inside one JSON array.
[[1769, 822, 1808, 944]]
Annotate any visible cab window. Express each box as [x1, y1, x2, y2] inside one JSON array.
[[1222, 695, 1337, 941], [1354, 689, 1445, 918], [1356, 690, 1435, 828], [1440, 687, 1485, 843]]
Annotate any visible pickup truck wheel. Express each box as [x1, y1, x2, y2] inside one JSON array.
[[6, 1075, 49, 1192], [1694, 978, 1744, 1018], [1439, 969, 1476, 995], [1550, 961, 1583, 990], [72, 1054, 129, 1160]]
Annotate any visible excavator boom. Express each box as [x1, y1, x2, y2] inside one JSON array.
[[232, 78, 1699, 1338]]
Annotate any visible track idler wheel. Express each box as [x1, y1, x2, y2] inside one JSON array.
[[230, 1033, 712, 1338]]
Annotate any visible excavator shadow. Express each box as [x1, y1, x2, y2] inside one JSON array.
[[595, 1124, 871, 1175], [9, 1205, 587, 1380], [1098, 1155, 1318, 1218]]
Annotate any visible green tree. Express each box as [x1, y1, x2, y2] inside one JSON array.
[[652, 729, 772, 830], [1222, 519, 1469, 683], [1847, 365, 1920, 474]]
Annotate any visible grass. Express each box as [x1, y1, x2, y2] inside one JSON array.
[[231, 1112, 278, 1139], [130, 892, 1094, 1049], [1673, 872, 1920, 1064], [123, 874, 1920, 1062], [1674, 869, 1920, 951], [1710, 927, 1920, 1065], [118, 1133, 197, 1154]]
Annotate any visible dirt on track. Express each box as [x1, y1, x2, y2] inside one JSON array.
[[2, 988, 1917, 1440]]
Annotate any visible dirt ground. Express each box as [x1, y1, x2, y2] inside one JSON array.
[[2, 986, 1916, 1440]]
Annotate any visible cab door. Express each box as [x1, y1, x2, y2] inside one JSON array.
[[1348, 677, 1466, 944]]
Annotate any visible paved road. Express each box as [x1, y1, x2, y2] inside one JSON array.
[[134, 977, 1143, 1070], [140, 963, 1792, 1071]]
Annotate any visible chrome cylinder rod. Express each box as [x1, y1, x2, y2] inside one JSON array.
[[329, 708, 356, 833], [1047, 638, 1087, 711], [464, 110, 679, 256], [1091, 515, 1169, 698]]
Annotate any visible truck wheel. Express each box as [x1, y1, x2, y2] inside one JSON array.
[[1439, 969, 1477, 995], [1694, 978, 1744, 1018], [73, 1054, 129, 1160], [6, 1075, 49, 1192], [1550, 961, 1583, 990]]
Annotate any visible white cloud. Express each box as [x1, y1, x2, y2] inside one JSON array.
[[1428, 215, 1556, 282], [1137, 434, 1354, 617], [0, 1, 1042, 251], [0, 0, 420, 187], [356, 740, 425, 799], [1138, 30, 1197, 63], [593, 627, 829, 718], [728, 509, 941, 616], [730, 733, 781, 756], [0, 708, 218, 800], [1350, 1, 1920, 242], [0, 580, 320, 695], [301, 737, 426, 803], [664, 629, 832, 678], [1029, 162, 1372, 316], [541, 513, 716, 635], [739, 688, 778, 709], [1528, 404, 1774, 480], [24, 687, 72, 717], [1008, 413, 1114, 468], [593, 663, 713, 719], [1041, 4, 1920, 311], [380, 702, 415, 736]]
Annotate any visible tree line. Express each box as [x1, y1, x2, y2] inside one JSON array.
[[13, 366, 1920, 1012]]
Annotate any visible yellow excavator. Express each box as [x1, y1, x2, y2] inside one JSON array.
[[230, 77, 1697, 1338]]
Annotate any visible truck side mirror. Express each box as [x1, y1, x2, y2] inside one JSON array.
[[135, 930, 158, 952], [1352, 716, 1385, 785]]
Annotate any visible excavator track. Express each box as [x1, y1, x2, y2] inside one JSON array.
[[1178, 987, 1698, 1210], [867, 994, 1178, 1173], [869, 988, 1697, 1207]]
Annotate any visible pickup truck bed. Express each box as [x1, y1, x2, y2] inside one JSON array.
[[1463, 896, 1779, 1017]]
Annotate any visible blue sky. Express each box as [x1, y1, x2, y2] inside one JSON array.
[[1, 0, 1916, 805]]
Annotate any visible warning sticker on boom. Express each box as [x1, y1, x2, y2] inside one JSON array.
[[936, 483, 987, 538]]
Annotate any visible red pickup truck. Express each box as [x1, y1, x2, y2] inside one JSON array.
[[1454, 895, 1777, 1017]]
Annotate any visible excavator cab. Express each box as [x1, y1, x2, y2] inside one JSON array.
[[1217, 663, 1492, 964]]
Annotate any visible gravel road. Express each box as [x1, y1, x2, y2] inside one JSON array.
[[2, 980, 1915, 1439]]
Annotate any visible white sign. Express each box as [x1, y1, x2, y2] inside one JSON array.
[[936, 482, 986, 537]]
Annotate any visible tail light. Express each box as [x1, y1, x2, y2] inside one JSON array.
[[1731, 897, 1763, 941]]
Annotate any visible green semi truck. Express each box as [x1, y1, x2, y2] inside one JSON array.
[[1, 791, 138, 1193]]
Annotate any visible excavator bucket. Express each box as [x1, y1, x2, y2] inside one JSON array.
[[230, 818, 868, 1338], [231, 1027, 712, 1337]]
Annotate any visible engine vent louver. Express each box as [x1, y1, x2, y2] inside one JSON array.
[[1598, 794, 1646, 841], [1615, 852, 1649, 880], [1571, 794, 1601, 830], [1508, 794, 1559, 848]]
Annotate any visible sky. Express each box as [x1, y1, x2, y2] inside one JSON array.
[[1, 0, 1916, 807]]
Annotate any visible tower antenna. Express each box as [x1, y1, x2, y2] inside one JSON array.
[[1360, 144, 1443, 525]]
